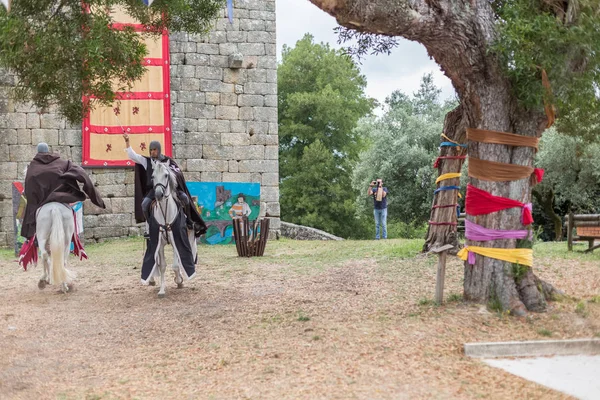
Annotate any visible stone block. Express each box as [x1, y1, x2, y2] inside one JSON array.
[[171, 32, 189, 42], [243, 56, 258, 69], [0, 162, 17, 180], [221, 133, 250, 146], [94, 227, 129, 239], [248, 31, 274, 43], [238, 43, 265, 56], [247, 69, 267, 83], [0, 216, 14, 232], [186, 132, 220, 145], [235, 85, 244, 94], [183, 171, 202, 182], [197, 43, 220, 55], [268, 217, 281, 230], [266, 69, 277, 83], [239, 107, 254, 120], [0, 144, 8, 160], [185, 104, 215, 119], [221, 93, 238, 106], [180, 78, 200, 91], [52, 146, 71, 159], [110, 197, 135, 214], [264, 95, 277, 107], [240, 19, 265, 31], [266, 44, 277, 56], [26, 113, 40, 129], [226, 31, 247, 43], [172, 103, 185, 119], [182, 42, 197, 53], [228, 160, 239, 172], [209, 31, 227, 44], [170, 77, 182, 91], [216, 106, 239, 120], [210, 55, 229, 68], [265, 202, 280, 217], [59, 129, 82, 146], [196, 66, 223, 80], [238, 94, 264, 107], [175, 144, 204, 160], [98, 184, 128, 197], [258, 56, 277, 70], [230, 120, 246, 133], [207, 120, 231, 133], [201, 172, 222, 182], [250, 134, 278, 145], [238, 160, 278, 173], [250, 10, 276, 20], [232, 145, 264, 160], [262, 172, 278, 186], [17, 162, 28, 180], [177, 65, 197, 78], [72, 147, 82, 163], [94, 172, 127, 186], [265, 145, 278, 160], [16, 129, 30, 145], [187, 159, 228, 172], [178, 91, 205, 104], [247, 123, 269, 137], [219, 43, 238, 56], [200, 79, 222, 92], [0, 199, 14, 217], [222, 172, 252, 182], [265, 20, 276, 32], [172, 117, 199, 133], [9, 145, 36, 162], [223, 69, 245, 84], [170, 53, 185, 65], [244, 82, 277, 95], [268, 123, 278, 135], [202, 145, 232, 159], [215, 19, 240, 32], [205, 92, 221, 105], [0, 129, 17, 144], [0, 114, 26, 129], [253, 107, 278, 122], [31, 129, 59, 145]]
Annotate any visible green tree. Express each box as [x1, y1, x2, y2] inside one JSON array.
[[0, 0, 223, 123], [533, 129, 600, 240], [308, 0, 600, 313], [353, 74, 456, 227], [278, 34, 375, 237]]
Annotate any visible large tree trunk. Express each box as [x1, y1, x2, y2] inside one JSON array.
[[309, 0, 560, 313]]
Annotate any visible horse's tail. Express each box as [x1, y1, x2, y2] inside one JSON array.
[[49, 207, 71, 285]]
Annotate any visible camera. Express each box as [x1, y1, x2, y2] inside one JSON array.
[[370, 181, 376, 186]]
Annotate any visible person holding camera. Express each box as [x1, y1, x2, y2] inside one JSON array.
[[367, 178, 388, 240]]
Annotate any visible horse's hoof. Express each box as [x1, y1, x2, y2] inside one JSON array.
[[67, 283, 75, 292], [158, 292, 166, 298], [38, 280, 46, 290], [149, 280, 156, 286]]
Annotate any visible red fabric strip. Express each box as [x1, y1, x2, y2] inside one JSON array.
[[465, 184, 533, 225], [433, 155, 467, 168], [534, 168, 545, 184], [87, 92, 167, 100], [88, 125, 165, 134]]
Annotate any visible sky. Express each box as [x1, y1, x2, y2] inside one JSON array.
[[276, 0, 456, 114]]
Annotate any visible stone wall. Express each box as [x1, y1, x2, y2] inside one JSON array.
[[280, 222, 343, 241], [0, 0, 279, 246]]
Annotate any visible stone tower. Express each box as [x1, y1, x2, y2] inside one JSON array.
[[0, 0, 279, 246]]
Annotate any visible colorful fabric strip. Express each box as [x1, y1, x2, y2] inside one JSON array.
[[465, 184, 533, 225], [433, 156, 467, 169], [457, 246, 533, 267], [465, 219, 531, 241], [435, 172, 461, 184], [466, 128, 539, 150], [441, 141, 467, 148]]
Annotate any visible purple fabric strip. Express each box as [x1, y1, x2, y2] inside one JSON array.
[[467, 251, 476, 264], [465, 219, 531, 241]]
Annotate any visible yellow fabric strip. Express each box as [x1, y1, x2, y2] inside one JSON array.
[[436, 173, 461, 184], [457, 246, 533, 267]]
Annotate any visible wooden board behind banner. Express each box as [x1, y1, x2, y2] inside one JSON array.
[[82, 6, 172, 167]]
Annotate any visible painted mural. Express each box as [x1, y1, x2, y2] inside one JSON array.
[[186, 182, 261, 245]]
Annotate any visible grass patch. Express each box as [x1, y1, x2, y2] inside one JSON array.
[[575, 301, 588, 317], [418, 298, 435, 306], [589, 296, 600, 304], [447, 293, 463, 302], [534, 242, 600, 262], [297, 312, 310, 322], [537, 328, 553, 337], [487, 293, 503, 313]]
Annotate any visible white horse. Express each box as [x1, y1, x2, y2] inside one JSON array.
[[147, 160, 197, 297], [35, 202, 75, 293]]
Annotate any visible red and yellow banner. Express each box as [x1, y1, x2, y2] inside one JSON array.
[[82, 6, 172, 167]]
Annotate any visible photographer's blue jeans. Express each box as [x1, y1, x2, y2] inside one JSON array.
[[374, 208, 387, 239]]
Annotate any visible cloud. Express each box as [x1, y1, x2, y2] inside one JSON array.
[[276, 0, 455, 113]]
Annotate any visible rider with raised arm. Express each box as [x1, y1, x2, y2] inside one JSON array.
[[122, 133, 206, 238]]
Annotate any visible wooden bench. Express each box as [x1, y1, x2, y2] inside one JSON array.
[[566, 213, 600, 253]]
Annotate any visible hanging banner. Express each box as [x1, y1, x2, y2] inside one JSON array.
[[82, 6, 172, 167]]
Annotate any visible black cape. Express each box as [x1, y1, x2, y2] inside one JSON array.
[[133, 155, 207, 237], [21, 153, 106, 239]]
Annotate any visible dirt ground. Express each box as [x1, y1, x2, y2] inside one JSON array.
[[0, 238, 598, 400]]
